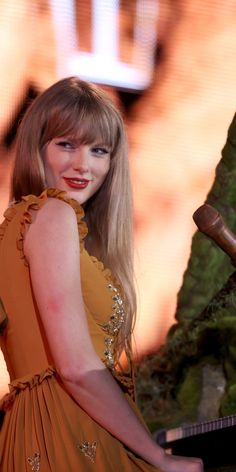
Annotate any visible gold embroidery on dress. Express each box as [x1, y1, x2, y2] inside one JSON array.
[[101, 283, 125, 370], [77, 441, 97, 463], [27, 452, 40, 471]]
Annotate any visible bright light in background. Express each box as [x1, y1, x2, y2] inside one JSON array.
[[50, 0, 158, 90]]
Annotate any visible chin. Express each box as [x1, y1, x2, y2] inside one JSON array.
[[66, 190, 87, 205]]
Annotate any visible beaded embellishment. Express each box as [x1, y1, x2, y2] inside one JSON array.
[[77, 441, 97, 463], [101, 283, 125, 370], [27, 452, 40, 471]]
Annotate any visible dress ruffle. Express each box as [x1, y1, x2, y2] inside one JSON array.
[[0, 206, 17, 241], [34, 188, 88, 242], [0, 366, 56, 411], [0, 188, 88, 266], [90, 256, 112, 282], [0, 364, 135, 413]]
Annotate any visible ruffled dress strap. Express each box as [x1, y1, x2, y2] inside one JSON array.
[[0, 206, 17, 242], [0, 366, 56, 411], [0, 188, 88, 266]]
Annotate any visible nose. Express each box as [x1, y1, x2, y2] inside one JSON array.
[[72, 146, 89, 173]]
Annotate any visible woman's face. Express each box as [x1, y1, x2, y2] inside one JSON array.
[[43, 137, 111, 205]]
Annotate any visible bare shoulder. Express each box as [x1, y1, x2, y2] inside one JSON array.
[[34, 197, 76, 223], [28, 197, 77, 230], [24, 197, 79, 258]]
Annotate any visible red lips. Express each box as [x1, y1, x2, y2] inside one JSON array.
[[63, 177, 90, 189]]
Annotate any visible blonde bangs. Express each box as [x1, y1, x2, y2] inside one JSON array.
[[40, 94, 120, 156]]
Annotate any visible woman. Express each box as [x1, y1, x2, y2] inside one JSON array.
[[0, 77, 203, 471]]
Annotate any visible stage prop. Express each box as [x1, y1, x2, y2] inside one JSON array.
[[136, 113, 236, 467]]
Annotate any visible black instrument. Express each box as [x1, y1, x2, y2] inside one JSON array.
[[156, 414, 236, 470]]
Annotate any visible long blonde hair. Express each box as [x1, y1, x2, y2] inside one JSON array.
[[12, 77, 136, 355]]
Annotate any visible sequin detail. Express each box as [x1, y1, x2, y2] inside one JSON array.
[[101, 283, 125, 370], [27, 452, 40, 471], [77, 441, 97, 463]]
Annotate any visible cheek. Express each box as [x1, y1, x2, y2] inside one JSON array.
[[102, 159, 111, 177], [45, 155, 68, 176], [93, 159, 110, 180], [44, 160, 57, 179], [43, 159, 64, 186]]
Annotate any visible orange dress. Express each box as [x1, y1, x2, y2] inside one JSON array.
[[0, 188, 159, 472]]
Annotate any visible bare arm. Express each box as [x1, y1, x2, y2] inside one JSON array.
[[24, 199, 203, 472]]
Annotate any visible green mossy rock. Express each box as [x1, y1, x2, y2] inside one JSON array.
[[176, 366, 202, 421], [221, 384, 236, 416], [176, 113, 236, 322]]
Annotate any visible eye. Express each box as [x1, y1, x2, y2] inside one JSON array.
[[91, 146, 109, 156], [56, 140, 75, 150]]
